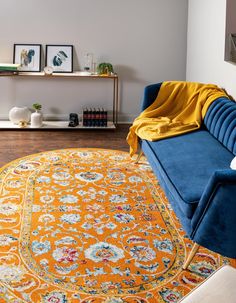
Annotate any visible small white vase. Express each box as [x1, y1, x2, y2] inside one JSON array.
[[9, 106, 31, 124], [31, 110, 43, 128]]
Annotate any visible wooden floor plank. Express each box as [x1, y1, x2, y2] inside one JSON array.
[[0, 124, 131, 167]]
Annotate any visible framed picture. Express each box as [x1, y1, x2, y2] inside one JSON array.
[[45, 45, 73, 73], [13, 44, 41, 72]]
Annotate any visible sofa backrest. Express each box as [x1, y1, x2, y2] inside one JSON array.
[[204, 97, 236, 155]]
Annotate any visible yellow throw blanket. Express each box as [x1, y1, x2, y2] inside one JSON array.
[[127, 81, 229, 156]]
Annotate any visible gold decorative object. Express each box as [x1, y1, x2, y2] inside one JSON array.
[[18, 120, 28, 128]]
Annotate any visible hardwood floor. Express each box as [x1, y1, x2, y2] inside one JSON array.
[[0, 124, 131, 167]]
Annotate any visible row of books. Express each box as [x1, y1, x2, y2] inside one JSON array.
[[83, 108, 108, 127], [0, 63, 20, 74]]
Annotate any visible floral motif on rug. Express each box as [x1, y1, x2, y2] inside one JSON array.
[[0, 148, 232, 303]]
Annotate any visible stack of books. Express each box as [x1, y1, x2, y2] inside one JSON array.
[[83, 108, 108, 127], [0, 63, 20, 75]]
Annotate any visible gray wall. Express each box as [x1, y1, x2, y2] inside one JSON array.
[[0, 0, 188, 122], [186, 0, 236, 98]]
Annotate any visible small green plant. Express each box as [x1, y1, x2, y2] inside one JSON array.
[[32, 103, 42, 111], [97, 62, 114, 75]]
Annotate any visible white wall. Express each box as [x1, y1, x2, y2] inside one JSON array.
[[186, 0, 236, 98], [0, 0, 188, 122]]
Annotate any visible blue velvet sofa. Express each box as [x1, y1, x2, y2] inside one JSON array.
[[139, 83, 236, 264]]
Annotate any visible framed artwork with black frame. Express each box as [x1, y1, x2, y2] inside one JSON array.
[[13, 44, 41, 72], [45, 45, 73, 73]]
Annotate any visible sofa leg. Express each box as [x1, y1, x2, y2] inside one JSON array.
[[182, 243, 200, 270], [134, 151, 143, 164]]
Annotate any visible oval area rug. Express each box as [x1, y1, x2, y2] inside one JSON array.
[[0, 148, 231, 303]]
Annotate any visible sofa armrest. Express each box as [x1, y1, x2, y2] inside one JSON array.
[[141, 83, 162, 111], [191, 169, 236, 258]]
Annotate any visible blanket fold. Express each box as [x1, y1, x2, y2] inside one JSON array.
[[127, 81, 229, 156]]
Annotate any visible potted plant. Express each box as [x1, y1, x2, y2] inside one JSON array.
[[97, 62, 114, 75], [31, 103, 43, 128], [32, 103, 42, 111]]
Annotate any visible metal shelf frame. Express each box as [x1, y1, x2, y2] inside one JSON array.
[[0, 71, 119, 129]]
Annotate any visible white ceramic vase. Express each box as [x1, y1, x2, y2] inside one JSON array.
[[31, 110, 43, 128], [9, 106, 31, 124]]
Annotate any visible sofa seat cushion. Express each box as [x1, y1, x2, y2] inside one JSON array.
[[142, 130, 234, 219]]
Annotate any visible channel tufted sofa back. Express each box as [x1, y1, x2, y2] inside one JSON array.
[[204, 98, 236, 155]]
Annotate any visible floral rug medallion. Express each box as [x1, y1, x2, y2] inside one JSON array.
[[0, 149, 231, 303]]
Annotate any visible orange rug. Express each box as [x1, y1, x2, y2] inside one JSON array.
[[0, 148, 232, 303]]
